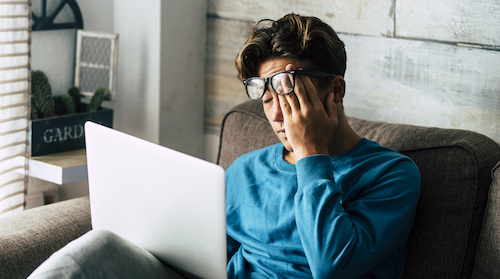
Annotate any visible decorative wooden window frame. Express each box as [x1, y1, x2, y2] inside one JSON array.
[[74, 30, 119, 100]]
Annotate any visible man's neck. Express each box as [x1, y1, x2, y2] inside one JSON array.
[[328, 118, 362, 157]]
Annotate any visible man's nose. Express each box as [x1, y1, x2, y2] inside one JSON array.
[[271, 95, 283, 122]]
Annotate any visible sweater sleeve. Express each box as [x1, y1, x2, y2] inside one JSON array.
[[294, 154, 420, 279], [226, 233, 240, 263]]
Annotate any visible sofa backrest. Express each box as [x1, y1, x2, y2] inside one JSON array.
[[217, 101, 500, 278]]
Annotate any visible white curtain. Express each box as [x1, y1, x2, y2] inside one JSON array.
[[0, 0, 30, 216]]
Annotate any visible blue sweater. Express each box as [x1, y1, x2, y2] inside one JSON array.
[[226, 139, 420, 278]]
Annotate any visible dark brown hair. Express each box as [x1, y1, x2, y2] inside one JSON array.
[[235, 13, 346, 80]]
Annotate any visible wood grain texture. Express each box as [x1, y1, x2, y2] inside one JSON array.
[[342, 34, 500, 142], [396, 0, 500, 46], [208, 0, 395, 37], [205, 17, 252, 125]]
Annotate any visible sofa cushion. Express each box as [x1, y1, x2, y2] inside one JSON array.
[[473, 162, 500, 279], [218, 101, 500, 278], [0, 196, 91, 279]]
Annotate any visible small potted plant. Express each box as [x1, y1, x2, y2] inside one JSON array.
[[30, 70, 114, 156]]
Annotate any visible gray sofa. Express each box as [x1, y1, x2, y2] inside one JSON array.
[[1, 101, 499, 279]]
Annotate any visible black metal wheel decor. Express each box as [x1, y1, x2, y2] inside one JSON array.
[[32, 0, 83, 31]]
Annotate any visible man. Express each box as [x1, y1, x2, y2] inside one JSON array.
[[29, 13, 420, 279], [225, 14, 420, 278]]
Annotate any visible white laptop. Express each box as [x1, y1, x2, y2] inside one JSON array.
[[84, 121, 227, 279]]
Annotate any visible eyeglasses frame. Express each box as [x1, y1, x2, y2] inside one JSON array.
[[243, 69, 337, 101]]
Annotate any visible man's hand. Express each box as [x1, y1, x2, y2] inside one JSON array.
[[278, 64, 339, 161]]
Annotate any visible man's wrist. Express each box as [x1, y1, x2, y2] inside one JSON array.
[[296, 154, 334, 187]]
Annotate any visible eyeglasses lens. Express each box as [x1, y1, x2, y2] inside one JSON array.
[[271, 72, 294, 95], [246, 79, 265, 100]]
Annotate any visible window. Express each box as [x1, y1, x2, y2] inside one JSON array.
[[0, 0, 31, 216]]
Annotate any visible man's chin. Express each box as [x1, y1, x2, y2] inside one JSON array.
[[274, 132, 293, 152], [281, 142, 294, 153]]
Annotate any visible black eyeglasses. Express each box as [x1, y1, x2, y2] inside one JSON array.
[[243, 70, 336, 101]]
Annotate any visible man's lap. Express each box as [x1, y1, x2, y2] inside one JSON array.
[[28, 229, 184, 279]]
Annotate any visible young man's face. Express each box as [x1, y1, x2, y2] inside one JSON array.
[[258, 58, 333, 153]]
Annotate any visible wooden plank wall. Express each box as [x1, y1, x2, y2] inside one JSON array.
[[205, 0, 500, 143]]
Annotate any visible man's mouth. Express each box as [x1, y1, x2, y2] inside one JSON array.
[[277, 129, 287, 139]]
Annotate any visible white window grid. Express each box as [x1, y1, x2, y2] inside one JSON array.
[[74, 30, 119, 100]]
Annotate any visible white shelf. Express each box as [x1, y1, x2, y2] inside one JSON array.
[[29, 149, 88, 185]]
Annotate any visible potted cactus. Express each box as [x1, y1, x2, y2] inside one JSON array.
[[30, 70, 114, 156]]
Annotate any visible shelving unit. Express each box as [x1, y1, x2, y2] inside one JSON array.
[[29, 149, 88, 185]]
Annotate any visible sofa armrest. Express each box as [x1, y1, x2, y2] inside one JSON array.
[[473, 162, 500, 279], [0, 196, 91, 279]]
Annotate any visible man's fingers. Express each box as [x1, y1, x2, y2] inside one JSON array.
[[325, 92, 338, 122], [286, 90, 301, 110], [302, 75, 323, 107], [278, 94, 292, 115], [293, 75, 313, 106]]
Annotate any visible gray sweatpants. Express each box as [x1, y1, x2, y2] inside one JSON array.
[[28, 229, 185, 279]]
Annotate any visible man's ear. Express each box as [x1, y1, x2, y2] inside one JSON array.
[[333, 76, 345, 103]]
